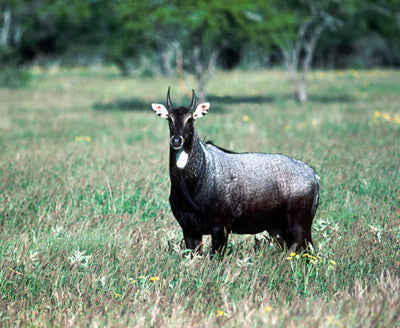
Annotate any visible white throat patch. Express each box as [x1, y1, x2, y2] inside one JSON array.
[[176, 150, 189, 169]]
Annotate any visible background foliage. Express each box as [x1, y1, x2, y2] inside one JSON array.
[[1, 0, 399, 87]]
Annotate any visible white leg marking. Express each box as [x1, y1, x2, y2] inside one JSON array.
[[176, 150, 189, 169]]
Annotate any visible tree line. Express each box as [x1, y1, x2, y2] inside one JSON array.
[[1, 0, 399, 101]]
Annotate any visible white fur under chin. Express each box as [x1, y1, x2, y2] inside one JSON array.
[[176, 150, 189, 169]]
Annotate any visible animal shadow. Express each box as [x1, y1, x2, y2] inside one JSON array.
[[93, 98, 149, 111], [207, 94, 275, 104]]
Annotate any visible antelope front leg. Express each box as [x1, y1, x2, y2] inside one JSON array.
[[184, 233, 203, 253], [211, 227, 229, 255]]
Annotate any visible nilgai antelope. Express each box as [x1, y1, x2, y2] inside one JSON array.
[[152, 88, 320, 254]]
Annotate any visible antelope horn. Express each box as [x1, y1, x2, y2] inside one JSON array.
[[189, 89, 196, 111], [167, 86, 173, 110]]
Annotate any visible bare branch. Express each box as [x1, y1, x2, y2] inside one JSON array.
[[1, 7, 11, 46]]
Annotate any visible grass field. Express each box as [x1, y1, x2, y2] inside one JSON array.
[[0, 67, 399, 327]]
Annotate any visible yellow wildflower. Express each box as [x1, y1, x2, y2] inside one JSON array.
[[264, 306, 272, 312], [216, 310, 226, 317], [303, 253, 319, 261], [373, 110, 381, 118], [393, 115, 400, 124], [328, 260, 336, 270], [382, 112, 392, 122], [290, 252, 297, 257], [75, 136, 91, 142], [149, 276, 160, 282], [242, 115, 250, 122]]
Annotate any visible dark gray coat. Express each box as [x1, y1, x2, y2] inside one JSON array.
[[169, 130, 320, 253]]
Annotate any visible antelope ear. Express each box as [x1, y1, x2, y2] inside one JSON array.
[[152, 103, 169, 119], [193, 102, 210, 120]]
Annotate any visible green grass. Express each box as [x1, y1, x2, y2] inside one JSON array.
[[1, 67, 399, 327]]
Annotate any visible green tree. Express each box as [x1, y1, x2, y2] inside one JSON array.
[[99, 1, 154, 76], [315, 0, 400, 68], [0, 0, 92, 85], [150, 0, 252, 101], [247, 0, 358, 102], [352, 0, 400, 66], [0, 0, 91, 58]]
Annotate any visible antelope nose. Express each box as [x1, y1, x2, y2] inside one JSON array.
[[170, 136, 183, 149]]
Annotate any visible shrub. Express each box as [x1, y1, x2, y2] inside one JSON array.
[[0, 45, 30, 88]]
